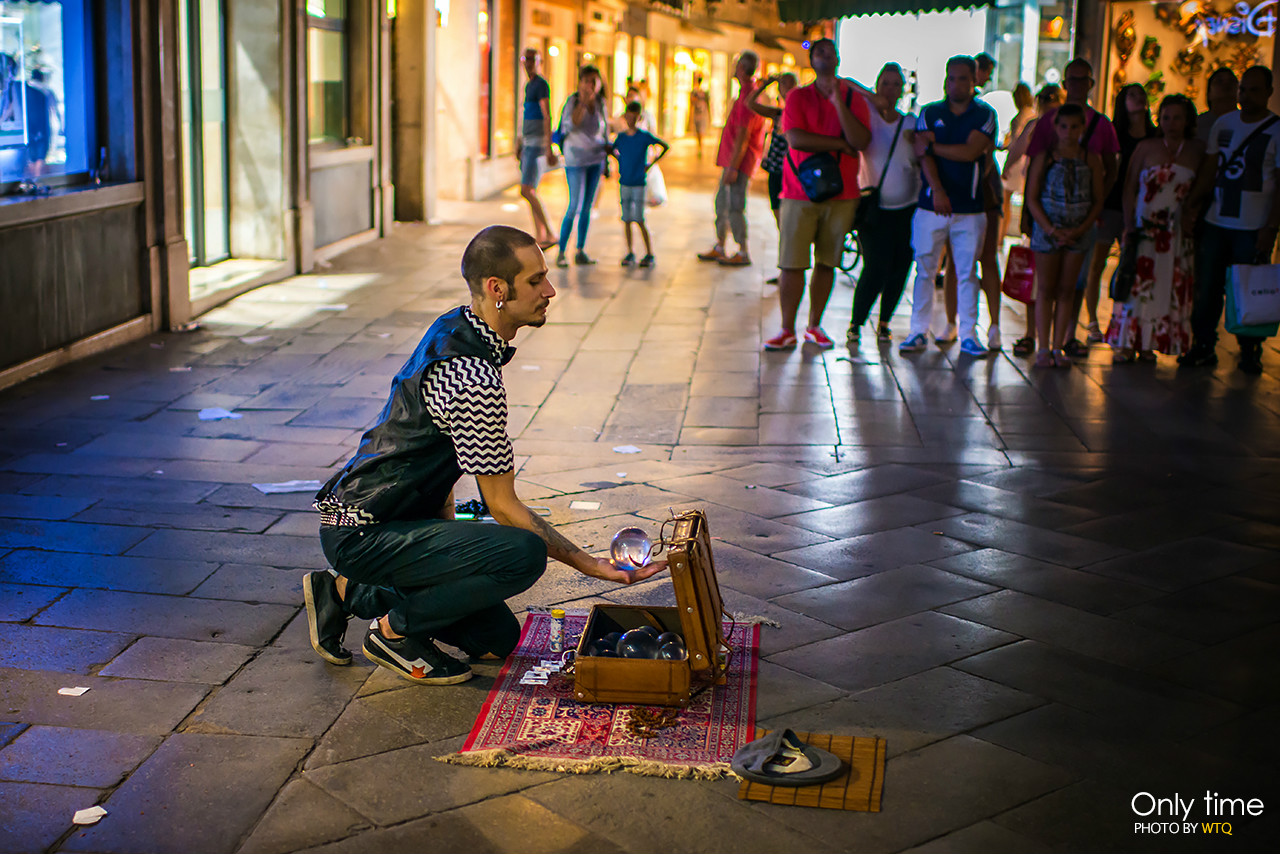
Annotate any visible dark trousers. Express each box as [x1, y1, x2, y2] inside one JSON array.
[[321, 520, 546, 658], [852, 205, 916, 328], [1192, 222, 1266, 349]]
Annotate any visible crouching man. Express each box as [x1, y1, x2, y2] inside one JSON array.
[[303, 225, 664, 684]]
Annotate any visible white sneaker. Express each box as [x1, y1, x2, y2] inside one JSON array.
[[987, 325, 1002, 351], [937, 322, 958, 344]]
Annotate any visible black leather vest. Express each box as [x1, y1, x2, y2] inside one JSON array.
[[317, 307, 511, 522]]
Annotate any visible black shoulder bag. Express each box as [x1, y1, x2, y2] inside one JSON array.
[[854, 115, 904, 234], [787, 89, 855, 203]]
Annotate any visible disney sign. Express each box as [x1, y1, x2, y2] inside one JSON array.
[[1200, 1, 1277, 39]]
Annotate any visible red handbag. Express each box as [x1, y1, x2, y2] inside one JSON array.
[[1001, 245, 1036, 303]]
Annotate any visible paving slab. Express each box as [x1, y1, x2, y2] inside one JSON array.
[[98, 637, 256, 683], [304, 736, 558, 827], [773, 528, 976, 580], [237, 779, 374, 854], [0, 780, 103, 854], [770, 611, 1018, 692], [939, 589, 1199, 668], [125, 529, 329, 569], [955, 640, 1242, 738], [61, 733, 310, 854], [0, 726, 159, 787], [0, 582, 67, 622], [186, 645, 371, 738], [524, 771, 839, 854], [35, 589, 294, 646], [0, 668, 209, 735], [0, 625, 134, 675], [928, 548, 1161, 615], [725, 735, 1074, 854], [774, 565, 997, 632], [0, 552, 218, 596]]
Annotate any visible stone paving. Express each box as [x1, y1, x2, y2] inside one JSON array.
[[1, 144, 1279, 853]]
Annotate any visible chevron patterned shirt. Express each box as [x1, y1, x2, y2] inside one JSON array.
[[420, 308, 515, 476]]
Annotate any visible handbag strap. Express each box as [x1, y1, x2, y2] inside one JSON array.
[[876, 115, 905, 190]]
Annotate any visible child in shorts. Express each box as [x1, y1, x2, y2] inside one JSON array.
[[610, 102, 669, 267]]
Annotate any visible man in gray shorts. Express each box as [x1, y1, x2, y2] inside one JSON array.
[[518, 49, 557, 247]]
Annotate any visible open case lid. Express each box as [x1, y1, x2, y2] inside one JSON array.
[[663, 509, 729, 680]]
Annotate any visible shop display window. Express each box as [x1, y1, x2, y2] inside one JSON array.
[[478, 0, 490, 157], [1103, 0, 1273, 112], [308, 0, 349, 145], [492, 0, 516, 157], [0, 0, 96, 189]]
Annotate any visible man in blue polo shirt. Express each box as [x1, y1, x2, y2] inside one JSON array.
[[900, 55, 998, 358]]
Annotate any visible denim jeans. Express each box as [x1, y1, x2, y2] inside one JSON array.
[[322, 519, 546, 657], [559, 163, 604, 253]]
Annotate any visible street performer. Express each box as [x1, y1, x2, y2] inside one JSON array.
[[303, 225, 665, 684]]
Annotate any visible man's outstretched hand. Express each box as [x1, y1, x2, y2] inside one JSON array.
[[581, 556, 668, 585]]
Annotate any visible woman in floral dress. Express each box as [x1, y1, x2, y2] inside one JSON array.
[[1106, 95, 1205, 361]]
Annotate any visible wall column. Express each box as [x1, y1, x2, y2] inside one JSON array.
[[392, 0, 437, 221]]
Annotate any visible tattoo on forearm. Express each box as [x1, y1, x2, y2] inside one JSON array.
[[529, 510, 586, 563]]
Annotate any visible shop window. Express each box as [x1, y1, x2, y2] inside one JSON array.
[[308, 0, 349, 145], [478, 0, 490, 157], [0, 0, 97, 189], [492, 0, 516, 157]]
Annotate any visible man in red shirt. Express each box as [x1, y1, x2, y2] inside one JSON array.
[[764, 38, 871, 350], [698, 51, 768, 267]]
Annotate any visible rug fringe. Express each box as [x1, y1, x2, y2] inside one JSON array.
[[728, 613, 781, 628], [436, 749, 733, 780]]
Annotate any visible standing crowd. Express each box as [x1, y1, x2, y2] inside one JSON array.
[[517, 41, 1277, 375]]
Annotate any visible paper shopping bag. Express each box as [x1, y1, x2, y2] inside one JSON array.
[[1001, 245, 1036, 303]]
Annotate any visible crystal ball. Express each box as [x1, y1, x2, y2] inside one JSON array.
[[633, 625, 661, 641], [617, 628, 660, 659], [600, 631, 622, 652], [596, 648, 618, 658], [656, 640, 687, 661], [611, 527, 654, 569], [656, 631, 683, 646]]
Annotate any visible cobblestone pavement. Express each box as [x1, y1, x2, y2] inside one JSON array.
[[2, 144, 1278, 853]]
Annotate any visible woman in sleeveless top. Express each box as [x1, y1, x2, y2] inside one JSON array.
[[1106, 95, 1204, 361], [1025, 103, 1106, 368]]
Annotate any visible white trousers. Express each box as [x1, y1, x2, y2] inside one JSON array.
[[908, 209, 988, 342]]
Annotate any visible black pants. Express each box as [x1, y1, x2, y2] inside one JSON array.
[[1192, 222, 1266, 350], [852, 205, 916, 328], [321, 520, 546, 658]]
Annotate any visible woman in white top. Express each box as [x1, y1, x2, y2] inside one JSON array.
[[849, 63, 920, 345]]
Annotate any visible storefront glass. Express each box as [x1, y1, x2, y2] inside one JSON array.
[[179, 0, 230, 266], [613, 31, 630, 108], [492, 0, 516, 157], [1102, 0, 1274, 114], [478, 0, 490, 157], [0, 0, 96, 187], [307, 1, 348, 144]]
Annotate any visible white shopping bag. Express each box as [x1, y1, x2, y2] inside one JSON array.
[[1229, 264, 1280, 327], [646, 162, 668, 207]]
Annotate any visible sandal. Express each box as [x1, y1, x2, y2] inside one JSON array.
[[1112, 348, 1136, 364], [1034, 349, 1054, 368], [730, 729, 845, 787], [1053, 349, 1073, 368], [1137, 350, 1157, 362], [1013, 336, 1035, 357]]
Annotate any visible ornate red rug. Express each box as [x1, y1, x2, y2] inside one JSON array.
[[438, 611, 759, 779]]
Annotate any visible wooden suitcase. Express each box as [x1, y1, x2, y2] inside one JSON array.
[[572, 509, 730, 707]]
